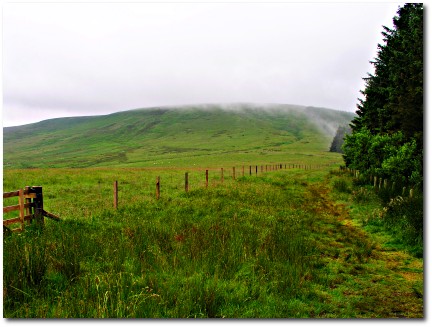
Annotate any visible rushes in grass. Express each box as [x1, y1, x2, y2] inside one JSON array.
[[0, 171, 367, 317], [332, 177, 351, 193]]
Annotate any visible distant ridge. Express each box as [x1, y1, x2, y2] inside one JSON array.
[[3, 103, 355, 168]]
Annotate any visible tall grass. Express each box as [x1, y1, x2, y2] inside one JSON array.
[[3, 170, 323, 318], [3, 167, 423, 318], [330, 170, 423, 257]]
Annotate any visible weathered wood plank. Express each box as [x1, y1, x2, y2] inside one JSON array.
[[3, 191, 19, 198], [3, 203, 34, 213], [3, 215, 34, 226], [3, 190, 36, 199], [3, 204, 20, 213], [24, 193, 37, 199], [43, 210, 61, 221]]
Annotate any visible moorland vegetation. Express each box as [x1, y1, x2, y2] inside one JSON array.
[[2, 3, 423, 318]]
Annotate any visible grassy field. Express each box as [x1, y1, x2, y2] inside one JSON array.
[[2, 105, 422, 317], [2, 165, 423, 318], [3, 104, 353, 169]]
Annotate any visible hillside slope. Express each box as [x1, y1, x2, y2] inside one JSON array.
[[3, 103, 355, 168]]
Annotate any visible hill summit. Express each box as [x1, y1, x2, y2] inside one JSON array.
[[3, 103, 355, 168]]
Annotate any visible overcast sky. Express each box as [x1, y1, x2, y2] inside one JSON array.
[[2, 1, 405, 127]]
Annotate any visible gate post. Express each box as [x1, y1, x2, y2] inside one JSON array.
[[32, 186, 44, 226]]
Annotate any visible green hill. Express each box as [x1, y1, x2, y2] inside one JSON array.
[[3, 103, 355, 168]]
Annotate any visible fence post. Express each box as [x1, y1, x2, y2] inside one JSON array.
[[25, 186, 32, 225], [232, 167, 236, 180], [242, 166, 245, 177], [156, 176, 160, 200], [206, 170, 209, 188], [18, 189, 25, 231], [185, 172, 189, 192], [113, 181, 118, 209], [256, 165, 258, 176], [221, 168, 224, 183], [33, 186, 44, 227]]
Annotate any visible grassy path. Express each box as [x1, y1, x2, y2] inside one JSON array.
[[303, 177, 423, 318]]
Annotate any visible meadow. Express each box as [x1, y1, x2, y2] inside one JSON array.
[[2, 105, 422, 317], [2, 164, 423, 318]]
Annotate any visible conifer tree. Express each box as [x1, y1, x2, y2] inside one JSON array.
[[330, 126, 351, 153], [346, 3, 423, 181], [350, 3, 423, 146]]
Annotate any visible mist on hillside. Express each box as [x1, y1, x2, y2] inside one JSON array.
[[130, 102, 354, 139]]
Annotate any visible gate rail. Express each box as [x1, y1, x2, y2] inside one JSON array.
[[3, 186, 60, 233]]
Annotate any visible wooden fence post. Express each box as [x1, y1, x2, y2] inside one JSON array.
[[206, 170, 209, 188], [232, 167, 236, 180], [256, 165, 258, 176], [18, 189, 25, 231], [249, 166, 252, 176], [113, 181, 118, 209], [156, 176, 160, 200], [221, 168, 224, 183], [33, 186, 44, 227], [185, 172, 189, 192], [25, 186, 32, 225]]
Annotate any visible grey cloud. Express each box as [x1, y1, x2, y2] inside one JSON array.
[[2, 2, 404, 126]]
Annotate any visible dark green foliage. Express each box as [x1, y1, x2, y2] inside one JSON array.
[[343, 129, 421, 186], [344, 4, 423, 251], [351, 3, 423, 145], [329, 125, 351, 153], [347, 3, 423, 182]]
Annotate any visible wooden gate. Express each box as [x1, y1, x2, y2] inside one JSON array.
[[3, 186, 60, 233]]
